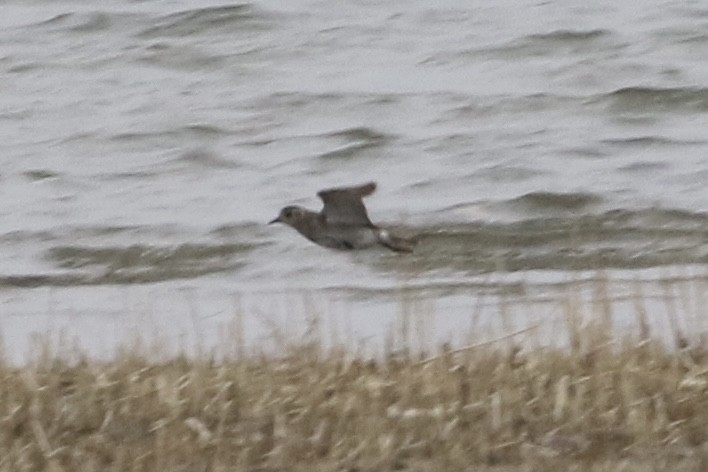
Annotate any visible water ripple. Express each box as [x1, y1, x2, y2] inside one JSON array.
[[138, 4, 272, 38], [317, 127, 393, 160], [594, 87, 708, 113], [39, 242, 256, 286]]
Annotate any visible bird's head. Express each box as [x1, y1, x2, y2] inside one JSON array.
[[268, 206, 309, 227]]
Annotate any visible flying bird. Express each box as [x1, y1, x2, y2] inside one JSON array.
[[269, 182, 416, 253]]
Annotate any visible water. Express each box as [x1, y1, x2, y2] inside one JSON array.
[[1, 0, 707, 360]]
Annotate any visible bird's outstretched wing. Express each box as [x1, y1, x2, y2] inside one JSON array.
[[317, 182, 376, 226]]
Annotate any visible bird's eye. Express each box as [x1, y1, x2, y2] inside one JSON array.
[[284, 208, 293, 218]]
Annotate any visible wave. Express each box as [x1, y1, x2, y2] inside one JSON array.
[[383, 207, 708, 274], [138, 4, 272, 38], [508, 191, 602, 212], [424, 28, 617, 64], [0, 205, 704, 287], [1, 242, 257, 287], [317, 127, 393, 159], [591, 87, 708, 113]]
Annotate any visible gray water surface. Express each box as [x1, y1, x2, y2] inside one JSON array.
[[2, 0, 707, 360]]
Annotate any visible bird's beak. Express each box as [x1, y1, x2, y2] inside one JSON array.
[[268, 216, 281, 225]]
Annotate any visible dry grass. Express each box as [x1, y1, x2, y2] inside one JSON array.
[[1, 289, 708, 472]]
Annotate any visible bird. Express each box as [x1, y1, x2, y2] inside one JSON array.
[[269, 182, 416, 253]]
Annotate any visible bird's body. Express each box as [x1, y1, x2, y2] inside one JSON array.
[[269, 182, 415, 253]]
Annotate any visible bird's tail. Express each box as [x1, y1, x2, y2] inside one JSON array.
[[377, 229, 417, 253]]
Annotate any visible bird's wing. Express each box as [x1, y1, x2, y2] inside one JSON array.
[[317, 182, 376, 226]]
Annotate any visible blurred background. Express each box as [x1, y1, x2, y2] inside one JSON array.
[[1, 0, 706, 361]]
